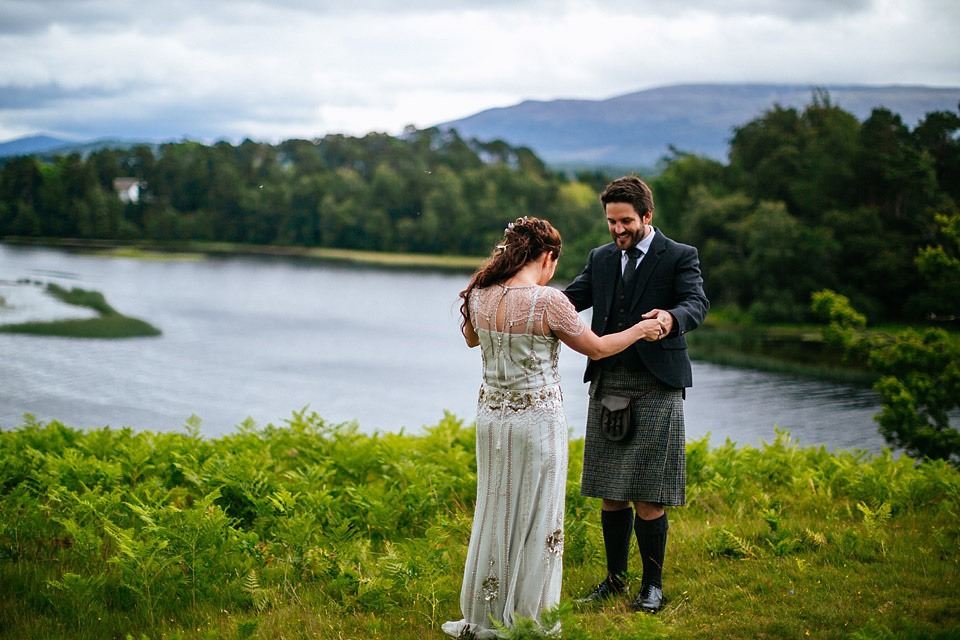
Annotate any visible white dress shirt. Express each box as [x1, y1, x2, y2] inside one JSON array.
[[621, 228, 656, 275]]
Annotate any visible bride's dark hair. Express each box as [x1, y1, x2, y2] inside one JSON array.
[[459, 216, 562, 335]]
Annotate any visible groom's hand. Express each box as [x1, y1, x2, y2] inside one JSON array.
[[642, 308, 674, 339]]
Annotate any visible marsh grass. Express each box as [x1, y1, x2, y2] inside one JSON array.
[[0, 315, 161, 338], [0, 412, 957, 639], [45, 283, 119, 316], [0, 283, 160, 338], [95, 247, 205, 262]]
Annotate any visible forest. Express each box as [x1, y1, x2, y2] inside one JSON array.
[[1, 94, 959, 325]]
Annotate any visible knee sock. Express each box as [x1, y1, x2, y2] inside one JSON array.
[[601, 508, 634, 586], [634, 512, 668, 589]]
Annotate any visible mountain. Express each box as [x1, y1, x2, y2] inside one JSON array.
[[435, 83, 960, 168], [0, 134, 75, 157], [0, 134, 157, 159], [5, 84, 958, 168]]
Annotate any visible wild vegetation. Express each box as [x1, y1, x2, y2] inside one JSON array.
[[0, 282, 161, 338], [812, 288, 960, 465], [0, 412, 958, 639]]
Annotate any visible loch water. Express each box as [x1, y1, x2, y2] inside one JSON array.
[[0, 244, 888, 452]]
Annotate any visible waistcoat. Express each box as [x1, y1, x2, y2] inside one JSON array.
[[600, 265, 646, 371]]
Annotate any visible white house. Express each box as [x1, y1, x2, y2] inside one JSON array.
[[112, 177, 141, 204]]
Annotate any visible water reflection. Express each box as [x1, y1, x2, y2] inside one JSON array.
[[683, 362, 882, 450], [0, 244, 891, 453]]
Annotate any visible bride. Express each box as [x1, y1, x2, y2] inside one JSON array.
[[443, 217, 664, 638]]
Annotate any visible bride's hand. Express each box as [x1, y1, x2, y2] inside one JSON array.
[[636, 318, 664, 342]]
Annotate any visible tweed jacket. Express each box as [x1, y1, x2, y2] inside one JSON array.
[[563, 228, 709, 388]]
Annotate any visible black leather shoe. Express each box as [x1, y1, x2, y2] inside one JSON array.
[[631, 583, 663, 612], [575, 576, 626, 603]]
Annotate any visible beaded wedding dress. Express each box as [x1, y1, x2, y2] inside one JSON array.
[[443, 284, 585, 639]]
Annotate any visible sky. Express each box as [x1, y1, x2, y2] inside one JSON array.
[[1, 0, 959, 144]]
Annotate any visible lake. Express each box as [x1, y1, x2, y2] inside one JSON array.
[[0, 243, 889, 452]]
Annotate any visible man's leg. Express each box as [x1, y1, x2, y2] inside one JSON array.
[[578, 499, 632, 602], [601, 500, 633, 587], [632, 501, 667, 612]]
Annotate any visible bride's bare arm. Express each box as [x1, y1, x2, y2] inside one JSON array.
[[555, 318, 662, 360], [464, 319, 480, 348]]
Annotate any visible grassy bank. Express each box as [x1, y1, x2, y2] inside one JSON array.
[[684, 305, 887, 385], [2, 236, 484, 272], [686, 320, 878, 385], [687, 309, 960, 387], [1, 412, 957, 639], [0, 282, 161, 338]]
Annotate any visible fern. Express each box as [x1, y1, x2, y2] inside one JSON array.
[[802, 527, 828, 549], [856, 501, 892, 556], [706, 526, 755, 558], [242, 569, 272, 613], [856, 501, 892, 533]]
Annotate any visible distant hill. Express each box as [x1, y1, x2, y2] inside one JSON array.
[[0, 134, 157, 159], [435, 83, 960, 168], [0, 134, 74, 157], [5, 84, 959, 169]]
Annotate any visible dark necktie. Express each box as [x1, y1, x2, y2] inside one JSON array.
[[623, 247, 642, 285]]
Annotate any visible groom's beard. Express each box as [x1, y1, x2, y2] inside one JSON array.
[[612, 226, 646, 250]]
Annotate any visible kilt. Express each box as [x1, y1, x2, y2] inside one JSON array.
[[580, 364, 686, 506]]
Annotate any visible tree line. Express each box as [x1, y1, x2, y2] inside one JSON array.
[[653, 91, 960, 324], [1, 95, 958, 324], [0, 129, 608, 281]]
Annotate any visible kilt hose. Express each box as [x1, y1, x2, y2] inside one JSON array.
[[580, 364, 686, 506]]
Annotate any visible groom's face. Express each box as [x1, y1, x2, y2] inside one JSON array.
[[605, 202, 652, 250]]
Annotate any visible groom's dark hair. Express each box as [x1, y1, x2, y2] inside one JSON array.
[[600, 175, 654, 215]]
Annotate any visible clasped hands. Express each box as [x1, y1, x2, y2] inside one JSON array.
[[637, 308, 674, 342]]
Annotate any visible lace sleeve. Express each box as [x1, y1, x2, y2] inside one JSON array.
[[544, 287, 586, 337]]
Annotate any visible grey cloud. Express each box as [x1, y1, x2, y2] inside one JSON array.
[[0, 0, 133, 35], [0, 79, 320, 141], [1, 0, 957, 143], [0, 83, 124, 109], [603, 0, 874, 21], [1, 0, 537, 35]]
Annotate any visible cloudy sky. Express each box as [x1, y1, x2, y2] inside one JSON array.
[[1, 0, 959, 143]]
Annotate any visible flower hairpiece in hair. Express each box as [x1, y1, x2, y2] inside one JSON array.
[[495, 244, 508, 255], [504, 216, 530, 235]]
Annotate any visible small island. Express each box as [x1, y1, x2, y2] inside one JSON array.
[[0, 282, 161, 338]]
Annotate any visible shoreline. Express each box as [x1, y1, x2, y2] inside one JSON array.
[[2, 236, 485, 272], [0, 236, 891, 385]]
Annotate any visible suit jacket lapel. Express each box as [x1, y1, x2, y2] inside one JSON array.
[[630, 230, 666, 313], [599, 244, 620, 317]]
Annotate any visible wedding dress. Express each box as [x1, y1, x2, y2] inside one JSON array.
[[443, 284, 585, 639]]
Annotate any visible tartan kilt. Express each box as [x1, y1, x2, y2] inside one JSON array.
[[580, 365, 686, 506]]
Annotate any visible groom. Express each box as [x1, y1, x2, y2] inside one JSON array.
[[564, 175, 708, 612]]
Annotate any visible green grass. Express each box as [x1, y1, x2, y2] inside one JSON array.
[[0, 412, 957, 639], [0, 315, 161, 338], [0, 283, 161, 338]]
